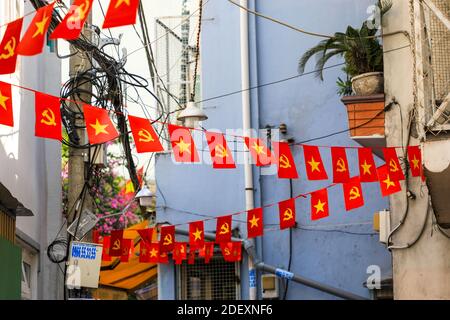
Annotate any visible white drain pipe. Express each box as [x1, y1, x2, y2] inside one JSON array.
[[239, 0, 257, 301]]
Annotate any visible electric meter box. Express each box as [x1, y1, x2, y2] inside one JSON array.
[[261, 274, 280, 299]]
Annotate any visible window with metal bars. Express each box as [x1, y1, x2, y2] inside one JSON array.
[[421, 0, 450, 131], [177, 255, 240, 300]]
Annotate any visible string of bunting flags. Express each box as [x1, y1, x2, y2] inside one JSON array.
[[93, 158, 420, 265], [0, 0, 141, 75], [0, 79, 424, 183]]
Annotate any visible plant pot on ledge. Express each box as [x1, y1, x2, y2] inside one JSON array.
[[341, 93, 386, 158]]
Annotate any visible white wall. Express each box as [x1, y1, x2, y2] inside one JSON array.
[[0, 0, 63, 300]]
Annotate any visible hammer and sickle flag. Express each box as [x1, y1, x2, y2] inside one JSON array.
[[278, 198, 296, 230], [0, 18, 23, 75], [215, 215, 232, 243], [173, 242, 188, 265], [159, 225, 175, 253], [303, 145, 328, 180], [0, 81, 14, 127], [331, 147, 350, 183], [342, 177, 364, 211], [120, 239, 133, 263], [220, 242, 242, 262], [50, 0, 94, 40], [83, 104, 119, 145], [383, 147, 405, 181], [272, 142, 299, 179], [244, 137, 274, 167], [109, 230, 124, 257], [103, 0, 140, 29], [205, 131, 236, 169], [168, 124, 200, 163], [128, 115, 164, 153], [17, 3, 55, 56], [35, 92, 62, 141]]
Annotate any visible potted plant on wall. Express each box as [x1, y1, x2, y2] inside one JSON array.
[[298, 0, 392, 96]]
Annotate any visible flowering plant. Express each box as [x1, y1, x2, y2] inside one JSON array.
[[62, 141, 142, 235]]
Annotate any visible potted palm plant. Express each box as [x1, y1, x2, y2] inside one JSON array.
[[298, 0, 392, 96]]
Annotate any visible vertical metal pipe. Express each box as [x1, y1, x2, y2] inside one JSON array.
[[239, 0, 257, 301]]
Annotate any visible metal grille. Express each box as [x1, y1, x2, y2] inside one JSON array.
[[421, 0, 450, 132], [178, 254, 240, 300], [154, 11, 200, 148], [429, 0, 450, 104]]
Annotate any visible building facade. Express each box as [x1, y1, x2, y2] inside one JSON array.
[[0, 0, 63, 300], [383, 0, 450, 299], [155, 0, 392, 300]]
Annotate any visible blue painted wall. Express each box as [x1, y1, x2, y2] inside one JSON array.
[[155, 0, 391, 300]]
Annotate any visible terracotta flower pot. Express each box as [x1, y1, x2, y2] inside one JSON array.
[[351, 72, 384, 96]]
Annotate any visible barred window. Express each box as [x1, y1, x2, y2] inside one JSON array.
[[177, 255, 240, 300]]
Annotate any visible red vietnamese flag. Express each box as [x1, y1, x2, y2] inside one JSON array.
[[205, 131, 236, 169], [109, 230, 124, 257], [216, 215, 232, 243], [138, 228, 154, 244], [278, 198, 296, 230], [159, 225, 175, 253], [272, 142, 299, 179], [220, 242, 242, 262], [383, 147, 405, 181], [407, 146, 423, 178], [83, 104, 119, 144], [35, 92, 62, 141], [120, 239, 133, 262], [0, 18, 23, 75], [244, 137, 273, 167], [358, 148, 378, 182], [331, 147, 350, 183], [0, 81, 14, 127], [148, 243, 160, 263], [139, 241, 151, 263], [128, 115, 164, 153], [303, 145, 328, 180], [377, 165, 402, 197], [103, 0, 140, 29], [310, 189, 329, 221], [101, 236, 112, 261], [173, 242, 187, 265], [189, 221, 205, 248], [168, 124, 200, 163], [50, 0, 94, 40], [199, 242, 214, 264], [247, 208, 263, 238], [17, 3, 55, 56], [342, 177, 365, 211]]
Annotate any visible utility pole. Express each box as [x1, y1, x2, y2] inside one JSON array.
[[67, 13, 93, 235]]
